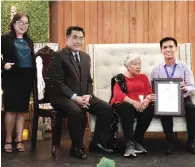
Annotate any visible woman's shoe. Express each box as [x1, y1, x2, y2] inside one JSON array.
[[16, 141, 26, 152], [4, 142, 13, 153], [134, 141, 147, 154], [124, 141, 136, 157]]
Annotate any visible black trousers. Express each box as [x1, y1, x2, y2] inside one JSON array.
[[115, 102, 154, 144], [53, 96, 112, 149], [161, 97, 195, 144]]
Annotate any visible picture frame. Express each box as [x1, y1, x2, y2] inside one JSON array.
[[152, 78, 184, 116]]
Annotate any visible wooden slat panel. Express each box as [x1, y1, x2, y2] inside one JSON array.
[[84, 1, 90, 51], [71, 2, 78, 25], [149, 1, 162, 42], [116, 2, 124, 43], [50, 1, 195, 78], [123, 1, 130, 43], [129, 1, 136, 43], [50, 2, 58, 43], [90, 2, 98, 44], [162, 1, 169, 37], [64, 1, 72, 47], [110, 1, 117, 43], [97, 1, 104, 43], [50, 2, 65, 48], [64, 1, 72, 29], [77, 2, 85, 28], [136, 2, 143, 42], [57, 2, 65, 48], [169, 1, 175, 38], [175, 1, 188, 43], [188, 1, 195, 75], [143, 1, 149, 43], [103, 1, 111, 43]]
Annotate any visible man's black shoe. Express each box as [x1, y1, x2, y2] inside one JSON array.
[[187, 144, 195, 154], [69, 148, 88, 159], [71, 144, 85, 152], [90, 143, 114, 153], [164, 143, 175, 154]]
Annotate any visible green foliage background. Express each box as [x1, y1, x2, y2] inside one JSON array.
[[1, 1, 49, 42]]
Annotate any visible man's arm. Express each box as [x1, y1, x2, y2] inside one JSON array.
[[86, 57, 94, 96], [48, 52, 75, 98], [183, 65, 195, 96]]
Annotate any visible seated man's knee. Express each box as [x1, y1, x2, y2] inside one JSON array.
[[185, 105, 195, 117], [68, 108, 83, 117], [101, 104, 112, 118]]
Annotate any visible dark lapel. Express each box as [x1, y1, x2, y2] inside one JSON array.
[[79, 51, 86, 81], [65, 47, 80, 77]]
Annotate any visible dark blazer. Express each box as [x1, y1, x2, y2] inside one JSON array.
[[48, 46, 93, 105], [1, 32, 36, 71]]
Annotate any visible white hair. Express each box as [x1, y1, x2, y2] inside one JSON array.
[[124, 53, 141, 67]]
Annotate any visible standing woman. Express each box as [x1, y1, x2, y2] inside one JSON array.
[[1, 13, 36, 152]]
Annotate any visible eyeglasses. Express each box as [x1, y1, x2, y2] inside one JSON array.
[[72, 36, 84, 42], [16, 20, 29, 27]]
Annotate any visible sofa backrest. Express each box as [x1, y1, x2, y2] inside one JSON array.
[[87, 43, 192, 102]]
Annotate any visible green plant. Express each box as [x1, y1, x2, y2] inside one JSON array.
[[97, 157, 115, 167], [1, 0, 49, 42]]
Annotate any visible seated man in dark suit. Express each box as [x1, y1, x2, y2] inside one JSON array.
[[48, 26, 113, 159]]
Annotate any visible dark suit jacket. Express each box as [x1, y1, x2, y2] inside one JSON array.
[[48, 46, 93, 105]]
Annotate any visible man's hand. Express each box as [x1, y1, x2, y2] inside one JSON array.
[[82, 95, 91, 103], [4, 63, 14, 70], [74, 96, 86, 106], [180, 82, 188, 92], [181, 86, 188, 92], [146, 94, 156, 102], [81, 95, 91, 109], [150, 94, 156, 102]]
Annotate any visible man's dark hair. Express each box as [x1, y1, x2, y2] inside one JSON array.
[[66, 26, 85, 37], [159, 37, 178, 48]]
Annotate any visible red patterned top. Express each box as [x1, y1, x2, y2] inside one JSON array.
[[110, 74, 152, 104]]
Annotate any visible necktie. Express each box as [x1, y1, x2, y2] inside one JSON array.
[[75, 53, 80, 64], [75, 53, 81, 70]]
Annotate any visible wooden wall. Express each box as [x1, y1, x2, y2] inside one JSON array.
[[50, 1, 195, 74]]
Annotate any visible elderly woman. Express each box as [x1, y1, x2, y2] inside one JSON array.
[[1, 13, 36, 152], [110, 54, 156, 157]]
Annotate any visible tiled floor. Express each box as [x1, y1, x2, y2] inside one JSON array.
[[1, 131, 195, 167]]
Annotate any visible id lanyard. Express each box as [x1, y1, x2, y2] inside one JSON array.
[[164, 64, 177, 78]]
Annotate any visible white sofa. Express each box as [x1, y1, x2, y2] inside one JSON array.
[[87, 43, 195, 132]]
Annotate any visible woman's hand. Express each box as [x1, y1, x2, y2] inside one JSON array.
[[4, 62, 14, 70], [131, 100, 142, 112], [141, 98, 150, 108]]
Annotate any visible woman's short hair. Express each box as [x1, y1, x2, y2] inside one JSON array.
[[124, 53, 141, 67]]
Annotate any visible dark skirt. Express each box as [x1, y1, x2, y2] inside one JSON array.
[[2, 67, 35, 112]]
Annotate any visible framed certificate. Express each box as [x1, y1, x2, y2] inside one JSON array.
[[153, 78, 184, 116]]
